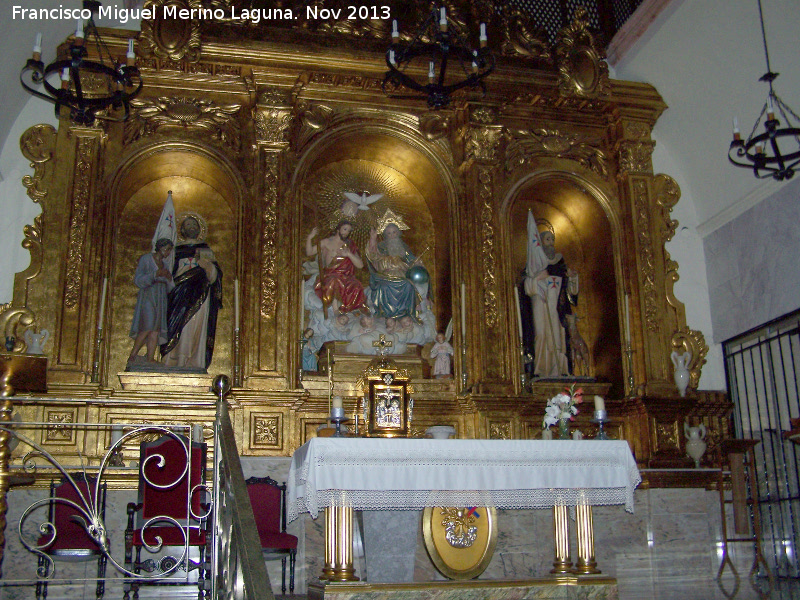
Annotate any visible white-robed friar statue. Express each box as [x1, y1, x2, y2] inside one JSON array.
[[522, 210, 587, 378]]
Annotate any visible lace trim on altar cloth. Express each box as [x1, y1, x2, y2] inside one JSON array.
[[289, 486, 638, 522], [287, 440, 641, 522]]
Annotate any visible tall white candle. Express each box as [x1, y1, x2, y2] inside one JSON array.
[[460, 282, 466, 338], [623, 294, 631, 345], [97, 278, 108, 330], [594, 395, 605, 412], [234, 279, 240, 331], [111, 425, 123, 445], [513, 287, 523, 340]]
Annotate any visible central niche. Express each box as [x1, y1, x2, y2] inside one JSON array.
[[297, 131, 453, 370]]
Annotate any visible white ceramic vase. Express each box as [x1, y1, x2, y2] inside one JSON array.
[[671, 350, 691, 397], [684, 423, 707, 468], [24, 329, 49, 355]]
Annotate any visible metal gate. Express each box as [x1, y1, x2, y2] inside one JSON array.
[[724, 309, 800, 580]]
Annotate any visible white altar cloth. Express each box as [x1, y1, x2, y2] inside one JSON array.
[[287, 438, 640, 521]]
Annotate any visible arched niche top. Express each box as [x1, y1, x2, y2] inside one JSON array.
[[505, 172, 624, 395], [306, 130, 448, 202], [110, 142, 244, 220]]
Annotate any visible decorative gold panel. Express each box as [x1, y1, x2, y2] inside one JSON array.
[[250, 413, 282, 449], [0, 6, 722, 471]]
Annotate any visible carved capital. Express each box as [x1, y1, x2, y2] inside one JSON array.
[[254, 106, 294, 145], [466, 125, 504, 164], [616, 139, 655, 177]]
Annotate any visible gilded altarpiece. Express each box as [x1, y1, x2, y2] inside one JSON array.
[[0, 1, 728, 474]]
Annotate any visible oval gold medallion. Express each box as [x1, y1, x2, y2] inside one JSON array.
[[422, 506, 498, 580]]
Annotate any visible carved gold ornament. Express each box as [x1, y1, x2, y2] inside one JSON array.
[[555, 7, 610, 99], [125, 97, 242, 151], [506, 129, 608, 178], [671, 328, 708, 391], [140, 0, 202, 62]]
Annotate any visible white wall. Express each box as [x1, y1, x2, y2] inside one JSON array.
[[0, 98, 56, 304]]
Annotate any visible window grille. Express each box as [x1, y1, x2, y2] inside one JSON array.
[[508, 0, 644, 45], [724, 309, 800, 580]]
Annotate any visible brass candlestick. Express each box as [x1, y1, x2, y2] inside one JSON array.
[[519, 343, 529, 392], [233, 328, 241, 387], [460, 342, 468, 389], [91, 327, 103, 383], [624, 345, 635, 397], [298, 335, 308, 387]]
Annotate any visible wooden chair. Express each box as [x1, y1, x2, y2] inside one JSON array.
[[245, 476, 299, 595], [36, 473, 108, 600], [124, 433, 210, 600]]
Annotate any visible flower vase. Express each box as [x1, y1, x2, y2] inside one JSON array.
[[558, 418, 570, 440]]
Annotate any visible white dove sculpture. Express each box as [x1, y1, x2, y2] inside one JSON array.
[[341, 191, 383, 217]]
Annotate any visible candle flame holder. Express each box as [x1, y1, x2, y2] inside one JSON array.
[[591, 409, 609, 440]]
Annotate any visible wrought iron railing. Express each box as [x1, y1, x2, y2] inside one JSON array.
[[724, 310, 800, 582], [0, 375, 271, 599]]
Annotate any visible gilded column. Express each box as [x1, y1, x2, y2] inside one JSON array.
[[614, 117, 675, 395], [55, 126, 106, 381], [463, 107, 508, 387], [322, 504, 359, 582], [252, 89, 294, 383], [573, 492, 600, 574]]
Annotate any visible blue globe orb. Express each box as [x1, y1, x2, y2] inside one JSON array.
[[406, 265, 429, 284]]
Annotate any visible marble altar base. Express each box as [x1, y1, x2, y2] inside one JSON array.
[[309, 577, 618, 600]]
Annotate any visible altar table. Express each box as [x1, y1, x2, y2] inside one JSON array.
[[287, 438, 641, 581]]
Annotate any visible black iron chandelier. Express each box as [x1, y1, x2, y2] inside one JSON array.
[[20, 1, 142, 125], [383, 6, 494, 109], [729, 0, 800, 180]]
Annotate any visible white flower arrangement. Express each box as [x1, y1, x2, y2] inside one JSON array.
[[542, 384, 583, 428]]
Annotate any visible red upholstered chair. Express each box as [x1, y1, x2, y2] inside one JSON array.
[[245, 476, 298, 595], [124, 433, 210, 600], [36, 473, 108, 600]]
